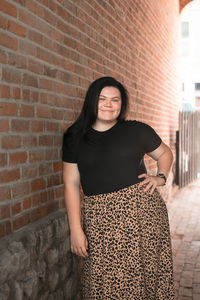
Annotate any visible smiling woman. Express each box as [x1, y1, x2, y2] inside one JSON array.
[[62, 77, 175, 299], [93, 86, 122, 131]]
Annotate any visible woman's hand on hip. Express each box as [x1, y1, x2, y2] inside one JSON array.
[[70, 227, 88, 258], [138, 173, 165, 194]]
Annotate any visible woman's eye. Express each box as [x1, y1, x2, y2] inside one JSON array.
[[112, 99, 120, 102], [99, 98, 105, 101]]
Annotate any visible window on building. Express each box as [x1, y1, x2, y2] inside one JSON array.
[[195, 83, 200, 91], [181, 22, 189, 38]]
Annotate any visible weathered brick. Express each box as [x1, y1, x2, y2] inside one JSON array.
[[36, 105, 52, 119], [13, 213, 31, 230], [31, 178, 46, 192], [0, 32, 18, 50], [2, 135, 21, 149], [11, 202, 21, 216], [0, 0, 17, 17], [11, 119, 30, 132], [0, 205, 10, 219], [9, 152, 27, 165], [0, 119, 9, 132], [0, 153, 8, 167], [0, 168, 20, 183], [0, 186, 11, 202], [0, 102, 18, 116], [20, 104, 34, 117], [23, 198, 31, 210], [7, 20, 26, 37]]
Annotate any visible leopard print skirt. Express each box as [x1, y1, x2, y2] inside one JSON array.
[[80, 183, 175, 299]]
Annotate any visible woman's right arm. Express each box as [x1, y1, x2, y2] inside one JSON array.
[[63, 162, 88, 258]]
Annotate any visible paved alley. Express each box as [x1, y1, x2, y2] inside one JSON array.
[[168, 180, 200, 300]]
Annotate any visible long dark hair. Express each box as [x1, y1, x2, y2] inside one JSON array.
[[64, 76, 129, 143]]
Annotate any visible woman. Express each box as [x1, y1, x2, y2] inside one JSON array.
[[62, 77, 175, 299]]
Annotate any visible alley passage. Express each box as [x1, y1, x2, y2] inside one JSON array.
[[168, 180, 200, 300]]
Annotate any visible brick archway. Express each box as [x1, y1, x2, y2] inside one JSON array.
[[180, 0, 194, 12]]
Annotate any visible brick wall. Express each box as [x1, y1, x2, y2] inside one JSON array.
[[0, 0, 182, 238]]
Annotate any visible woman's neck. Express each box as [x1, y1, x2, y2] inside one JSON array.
[[92, 120, 117, 132]]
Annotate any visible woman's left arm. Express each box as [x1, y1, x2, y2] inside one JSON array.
[[138, 142, 173, 194]]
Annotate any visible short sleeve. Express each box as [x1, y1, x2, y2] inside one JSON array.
[[62, 132, 78, 163], [136, 122, 162, 153]]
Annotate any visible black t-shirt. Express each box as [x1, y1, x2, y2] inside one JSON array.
[[62, 120, 162, 196]]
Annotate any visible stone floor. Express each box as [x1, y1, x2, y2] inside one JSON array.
[[168, 179, 200, 300]]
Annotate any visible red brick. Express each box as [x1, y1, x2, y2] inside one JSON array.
[[0, 85, 10, 98], [47, 174, 62, 187], [0, 153, 8, 167], [7, 20, 26, 37], [40, 93, 47, 104], [9, 152, 27, 165], [36, 105, 52, 118], [39, 135, 54, 146], [39, 77, 53, 91], [0, 49, 7, 63], [19, 8, 35, 27], [31, 206, 47, 222], [22, 89, 30, 101], [8, 52, 27, 69], [46, 121, 59, 132], [27, 0, 43, 18], [31, 91, 39, 102], [32, 194, 40, 207], [12, 182, 29, 199], [0, 205, 10, 219], [22, 165, 37, 179], [13, 213, 31, 231], [47, 201, 59, 214], [14, 0, 26, 6], [0, 120, 9, 132], [13, 88, 21, 99], [2, 67, 21, 84], [53, 161, 62, 173], [31, 120, 44, 132], [0, 32, 18, 50], [11, 119, 30, 132], [39, 162, 52, 176], [20, 104, 34, 117], [0, 15, 8, 29], [23, 73, 38, 88], [31, 178, 46, 192], [11, 202, 21, 216], [0, 186, 11, 202], [45, 149, 58, 160], [23, 198, 31, 210], [52, 108, 63, 120], [19, 40, 36, 56], [28, 58, 43, 74], [0, 221, 11, 238], [0, 168, 20, 183], [23, 136, 37, 147], [0, 0, 17, 17], [29, 150, 45, 162], [0, 102, 18, 116], [43, 7, 56, 26], [2, 135, 21, 149], [49, 0, 57, 13]]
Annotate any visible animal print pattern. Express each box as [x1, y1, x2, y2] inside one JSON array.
[[80, 183, 175, 299]]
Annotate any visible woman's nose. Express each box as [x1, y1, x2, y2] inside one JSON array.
[[104, 100, 112, 107]]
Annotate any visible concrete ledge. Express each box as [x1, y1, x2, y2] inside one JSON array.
[[0, 210, 79, 300]]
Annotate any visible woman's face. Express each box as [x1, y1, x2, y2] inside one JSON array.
[[97, 86, 122, 123]]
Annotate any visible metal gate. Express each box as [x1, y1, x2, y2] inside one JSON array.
[[177, 111, 200, 188]]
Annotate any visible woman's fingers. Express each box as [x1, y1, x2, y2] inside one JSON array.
[[71, 245, 88, 258]]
